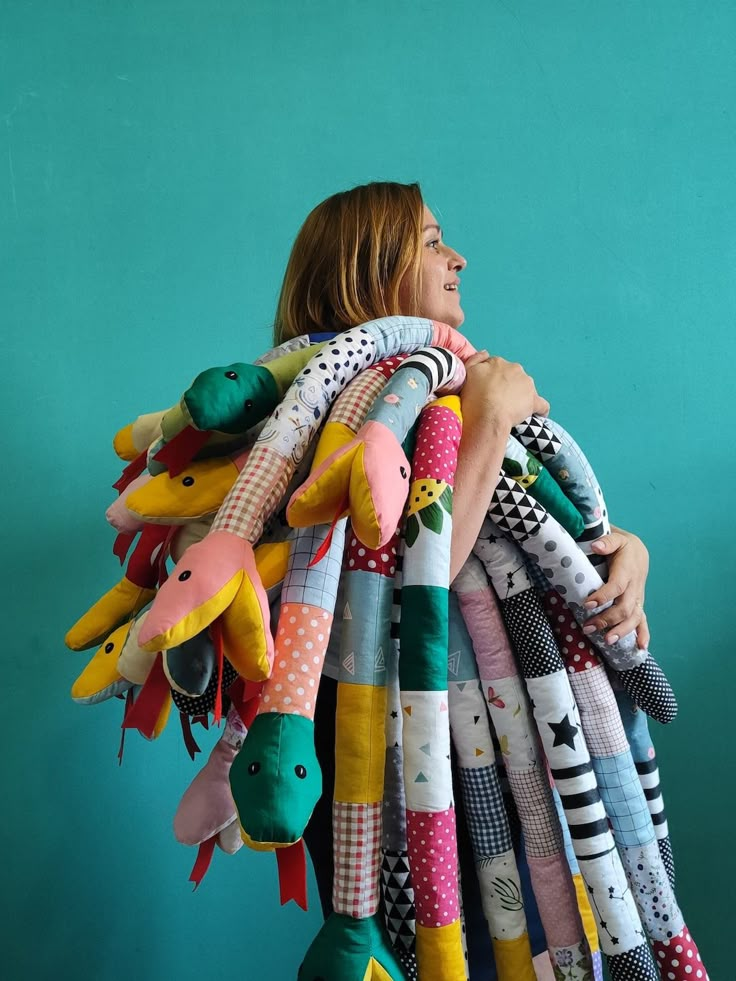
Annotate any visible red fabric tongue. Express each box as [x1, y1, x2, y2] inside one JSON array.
[[112, 531, 137, 565], [122, 654, 170, 739], [188, 836, 217, 890], [276, 839, 308, 910], [179, 712, 201, 760], [113, 450, 148, 494], [308, 496, 348, 568], [117, 688, 135, 765], [152, 425, 212, 477], [209, 620, 225, 726]]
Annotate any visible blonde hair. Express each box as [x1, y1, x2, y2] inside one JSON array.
[[273, 181, 424, 343]]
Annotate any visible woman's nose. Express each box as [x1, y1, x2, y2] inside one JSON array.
[[446, 246, 467, 271]]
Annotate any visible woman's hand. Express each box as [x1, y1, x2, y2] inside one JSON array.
[[583, 526, 650, 649], [461, 352, 550, 433]]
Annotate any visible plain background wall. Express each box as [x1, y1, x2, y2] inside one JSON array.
[[2, 1, 733, 978]]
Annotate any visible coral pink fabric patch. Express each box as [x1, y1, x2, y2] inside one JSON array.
[[653, 926, 709, 980], [261, 604, 332, 718], [406, 807, 459, 927], [411, 405, 462, 486], [543, 589, 601, 674]]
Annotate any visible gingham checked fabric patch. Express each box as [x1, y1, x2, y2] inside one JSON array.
[[457, 765, 512, 858], [506, 767, 564, 859], [213, 443, 290, 541], [592, 754, 655, 848], [328, 359, 399, 431], [332, 800, 382, 918], [569, 665, 629, 757]]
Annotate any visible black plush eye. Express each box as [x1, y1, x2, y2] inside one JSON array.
[[105, 642, 114, 653], [399, 466, 407, 479], [244, 399, 253, 411], [248, 762, 261, 775], [225, 371, 238, 380], [178, 570, 191, 582], [294, 765, 307, 779], [182, 476, 194, 486]]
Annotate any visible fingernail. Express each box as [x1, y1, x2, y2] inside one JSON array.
[[607, 633, 620, 645], [582, 624, 596, 635], [584, 600, 597, 610]]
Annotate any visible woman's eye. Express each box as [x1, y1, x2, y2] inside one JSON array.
[[426, 239, 440, 251]]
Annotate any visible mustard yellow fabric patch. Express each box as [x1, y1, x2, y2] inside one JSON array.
[[363, 958, 394, 981], [150, 692, 172, 739], [65, 578, 156, 651], [492, 932, 536, 981], [71, 621, 131, 703], [112, 422, 138, 461], [574, 871, 600, 954], [311, 421, 356, 472], [349, 441, 382, 550], [287, 440, 356, 528], [334, 684, 387, 803], [126, 456, 239, 524], [254, 540, 290, 590], [430, 394, 462, 419], [415, 921, 466, 980], [220, 572, 272, 681]]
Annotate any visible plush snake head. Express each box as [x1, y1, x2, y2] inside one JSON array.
[[163, 362, 280, 437], [230, 713, 321, 847]]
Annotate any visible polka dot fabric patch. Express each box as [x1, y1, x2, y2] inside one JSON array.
[[411, 404, 462, 486], [406, 807, 460, 928], [653, 927, 709, 980], [543, 589, 602, 674], [607, 941, 659, 980], [503, 587, 564, 677], [346, 528, 399, 578], [171, 658, 236, 716], [263, 603, 332, 717], [618, 657, 678, 726]]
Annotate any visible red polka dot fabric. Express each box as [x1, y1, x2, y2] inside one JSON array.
[[345, 527, 400, 577], [406, 807, 460, 928], [411, 405, 461, 486], [371, 354, 407, 381], [653, 926, 709, 980], [544, 589, 602, 674]]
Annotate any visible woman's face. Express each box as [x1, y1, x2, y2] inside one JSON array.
[[415, 205, 467, 328]]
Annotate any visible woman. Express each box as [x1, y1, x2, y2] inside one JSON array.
[[274, 181, 650, 978]]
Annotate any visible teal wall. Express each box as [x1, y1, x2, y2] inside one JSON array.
[[3, 1, 732, 978]]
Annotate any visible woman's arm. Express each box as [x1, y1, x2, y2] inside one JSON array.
[[449, 357, 651, 649], [450, 353, 549, 582]]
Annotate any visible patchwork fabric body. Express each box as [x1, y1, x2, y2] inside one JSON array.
[[66, 321, 709, 981]]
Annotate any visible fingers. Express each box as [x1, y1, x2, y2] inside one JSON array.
[[635, 612, 650, 650], [464, 350, 492, 367], [584, 585, 646, 646], [590, 531, 627, 555], [533, 394, 550, 417], [584, 575, 626, 611]]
